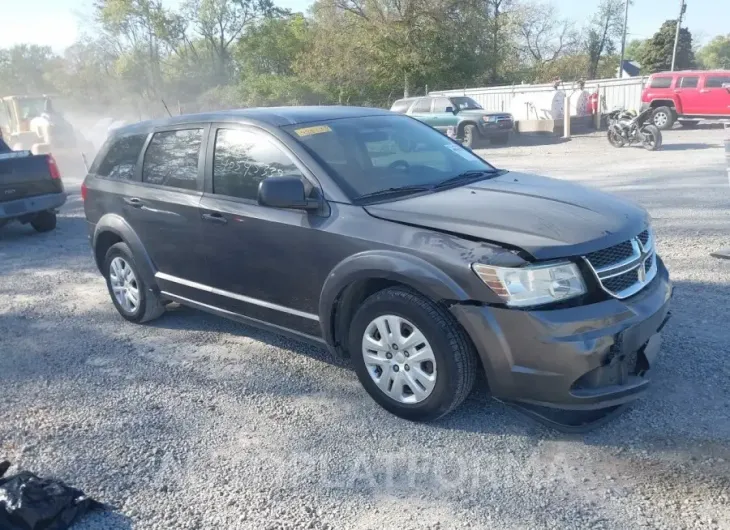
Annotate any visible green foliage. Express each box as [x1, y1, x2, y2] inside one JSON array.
[[0, 0, 723, 115], [639, 20, 696, 74], [697, 34, 730, 69]]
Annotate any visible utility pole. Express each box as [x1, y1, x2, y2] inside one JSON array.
[[618, 0, 631, 78], [671, 0, 687, 71]]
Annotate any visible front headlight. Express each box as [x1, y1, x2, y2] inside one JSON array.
[[472, 262, 586, 307], [482, 115, 497, 123]]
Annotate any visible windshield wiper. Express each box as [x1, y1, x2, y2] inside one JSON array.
[[434, 169, 503, 189], [355, 185, 434, 202]]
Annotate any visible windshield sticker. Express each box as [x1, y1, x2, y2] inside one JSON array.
[[294, 125, 332, 137], [445, 143, 478, 160]]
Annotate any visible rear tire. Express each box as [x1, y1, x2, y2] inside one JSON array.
[[30, 211, 57, 232], [349, 287, 478, 422], [652, 107, 674, 130], [104, 242, 165, 323], [641, 125, 662, 151], [462, 124, 478, 149]]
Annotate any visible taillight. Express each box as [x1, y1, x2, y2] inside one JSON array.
[[47, 155, 61, 180], [81, 182, 88, 201]]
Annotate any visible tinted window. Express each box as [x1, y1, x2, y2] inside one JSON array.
[[432, 97, 453, 113], [390, 100, 413, 113], [284, 115, 495, 199], [679, 76, 699, 88], [706, 76, 730, 88], [411, 98, 432, 113], [97, 134, 147, 180], [650, 77, 673, 88], [142, 129, 202, 190], [450, 97, 483, 110], [213, 129, 303, 200]]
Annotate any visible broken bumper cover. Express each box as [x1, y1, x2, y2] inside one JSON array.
[[451, 260, 673, 411]]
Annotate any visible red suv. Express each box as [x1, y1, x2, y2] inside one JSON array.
[[641, 70, 730, 130]]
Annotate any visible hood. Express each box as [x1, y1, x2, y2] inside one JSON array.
[[364, 172, 649, 260]]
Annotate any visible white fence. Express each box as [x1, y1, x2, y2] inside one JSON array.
[[431, 76, 648, 114]]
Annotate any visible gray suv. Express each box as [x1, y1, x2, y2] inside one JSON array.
[[83, 106, 671, 426]]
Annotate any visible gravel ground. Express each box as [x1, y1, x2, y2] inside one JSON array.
[[1, 126, 729, 530]]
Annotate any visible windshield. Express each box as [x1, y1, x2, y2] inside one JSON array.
[[283, 115, 496, 201], [17, 98, 47, 120], [449, 97, 483, 110]]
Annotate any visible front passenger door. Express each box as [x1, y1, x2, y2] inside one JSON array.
[[430, 97, 458, 132], [198, 125, 325, 337]]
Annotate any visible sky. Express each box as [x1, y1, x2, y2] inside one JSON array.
[[0, 0, 727, 53]]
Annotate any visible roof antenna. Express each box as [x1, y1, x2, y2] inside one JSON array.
[[161, 99, 172, 117]]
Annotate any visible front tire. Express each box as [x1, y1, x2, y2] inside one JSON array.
[[652, 106, 674, 130], [103, 242, 165, 323], [462, 124, 478, 149], [607, 128, 625, 148], [31, 211, 57, 232], [349, 287, 478, 422]]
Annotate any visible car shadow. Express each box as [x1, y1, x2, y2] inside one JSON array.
[[149, 303, 349, 370], [486, 134, 572, 149], [660, 142, 720, 151]]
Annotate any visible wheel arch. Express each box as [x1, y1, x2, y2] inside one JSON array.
[[319, 251, 472, 357], [92, 214, 157, 289], [457, 120, 478, 138]]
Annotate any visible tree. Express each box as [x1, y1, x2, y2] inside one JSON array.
[[184, 0, 282, 84], [518, 2, 578, 82], [584, 0, 624, 79], [624, 38, 645, 62], [698, 34, 730, 69], [0, 45, 57, 95], [639, 20, 695, 73]]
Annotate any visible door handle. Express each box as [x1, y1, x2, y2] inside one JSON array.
[[124, 197, 143, 208], [202, 212, 228, 225], [700, 89, 710, 93]]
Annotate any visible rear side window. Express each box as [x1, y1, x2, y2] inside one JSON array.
[[142, 129, 203, 190], [213, 128, 303, 201], [650, 77, 673, 89], [432, 97, 453, 112], [679, 76, 698, 88], [97, 134, 147, 180], [411, 98, 432, 113], [390, 100, 412, 113], [706, 76, 730, 88]]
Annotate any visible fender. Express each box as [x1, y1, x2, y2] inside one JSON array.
[[93, 213, 158, 290], [318, 250, 471, 348]]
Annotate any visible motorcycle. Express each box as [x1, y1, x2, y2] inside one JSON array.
[[606, 107, 662, 151]]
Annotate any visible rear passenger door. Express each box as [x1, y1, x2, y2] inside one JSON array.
[[408, 98, 435, 125], [700, 75, 730, 116], [125, 125, 210, 288]]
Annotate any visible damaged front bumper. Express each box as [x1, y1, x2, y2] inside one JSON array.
[[450, 260, 673, 428]]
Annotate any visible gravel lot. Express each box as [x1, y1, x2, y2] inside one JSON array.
[[1, 126, 729, 530]]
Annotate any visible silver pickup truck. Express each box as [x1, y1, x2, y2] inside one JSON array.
[[0, 137, 66, 233]]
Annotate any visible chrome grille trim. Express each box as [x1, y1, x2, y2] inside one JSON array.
[[583, 229, 657, 300]]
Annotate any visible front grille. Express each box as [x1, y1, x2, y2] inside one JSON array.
[[603, 269, 639, 293], [585, 240, 635, 269], [584, 229, 656, 299]]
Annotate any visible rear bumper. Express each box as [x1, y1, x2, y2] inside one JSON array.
[[0, 192, 66, 220], [450, 260, 672, 411]]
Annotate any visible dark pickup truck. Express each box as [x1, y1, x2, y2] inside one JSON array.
[[0, 137, 66, 233]]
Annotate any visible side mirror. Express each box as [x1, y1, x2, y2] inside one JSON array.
[[445, 106, 455, 114], [258, 176, 320, 210]]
